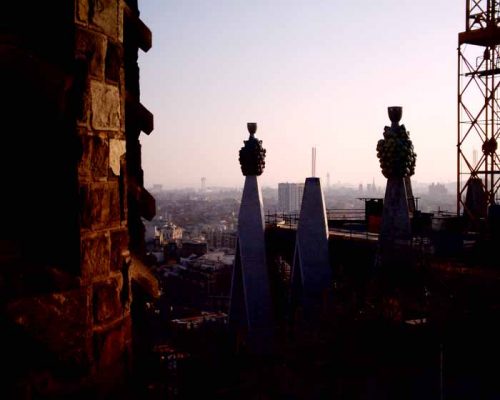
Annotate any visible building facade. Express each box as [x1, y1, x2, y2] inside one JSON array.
[[278, 183, 305, 213]]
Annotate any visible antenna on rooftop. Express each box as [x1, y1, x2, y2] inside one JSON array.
[[311, 147, 316, 177]]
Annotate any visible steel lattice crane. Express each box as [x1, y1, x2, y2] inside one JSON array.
[[458, 0, 500, 219]]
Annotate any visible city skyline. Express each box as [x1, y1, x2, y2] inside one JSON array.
[[139, 1, 462, 188], [147, 177, 456, 192]]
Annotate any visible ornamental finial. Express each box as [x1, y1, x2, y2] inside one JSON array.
[[239, 122, 266, 176]]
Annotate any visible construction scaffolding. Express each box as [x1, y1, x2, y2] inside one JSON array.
[[458, 0, 500, 218]]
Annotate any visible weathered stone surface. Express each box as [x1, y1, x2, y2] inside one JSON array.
[[2, 0, 153, 395], [93, 276, 123, 324], [109, 138, 126, 176], [91, 135, 109, 179], [6, 287, 92, 369], [109, 180, 121, 225], [119, 159, 128, 222], [78, 134, 92, 180], [90, 80, 120, 131], [79, 135, 109, 180], [76, 0, 89, 25], [90, 0, 119, 40], [76, 28, 106, 79], [76, 77, 91, 127], [80, 184, 108, 229], [110, 229, 128, 271], [118, 2, 124, 42], [80, 182, 120, 229], [105, 41, 122, 82], [119, 70, 126, 136], [81, 233, 110, 279], [130, 255, 160, 299]]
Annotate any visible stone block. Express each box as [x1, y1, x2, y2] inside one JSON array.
[[79, 184, 91, 228], [119, 159, 128, 222], [81, 233, 110, 279], [109, 138, 126, 176], [80, 182, 120, 229], [76, 73, 91, 127], [110, 228, 128, 271], [79, 135, 109, 180], [91, 135, 109, 178], [93, 276, 123, 324], [118, 1, 124, 42], [90, 80, 120, 131], [76, 0, 89, 25], [109, 181, 121, 225], [119, 69, 126, 136], [89, 0, 119, 40], [76, 28, 106, 79], [105, 41, 122, 82], [80, 184, 108, 229]]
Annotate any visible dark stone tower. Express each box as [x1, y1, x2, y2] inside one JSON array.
[[0, 1, 157, 396]]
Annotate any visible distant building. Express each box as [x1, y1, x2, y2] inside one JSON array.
[[151, 184, 163, 193], [366, 178, 379, 195], [156, 222, 183, 246], [206, 227, 237, 251], [156, 251, 234, 311], [180, 240, 208, 258], [428, 182, 448, 196], [278, 182, 305, 213]]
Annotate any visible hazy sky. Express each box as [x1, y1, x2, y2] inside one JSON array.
[[139, 0, 463, 189]]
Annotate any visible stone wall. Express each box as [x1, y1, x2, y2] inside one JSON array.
[[0, 1, 155, 396]]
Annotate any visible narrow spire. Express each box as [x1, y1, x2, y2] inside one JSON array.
[[230, 122, 274, 354]]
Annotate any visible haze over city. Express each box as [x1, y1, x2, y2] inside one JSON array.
[[139, 0, 462, 189], [4, 1, 500, 398]]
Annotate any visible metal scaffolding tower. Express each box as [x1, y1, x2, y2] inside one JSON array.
[[458, 0, 500, 217]]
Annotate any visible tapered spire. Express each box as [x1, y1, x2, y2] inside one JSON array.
[[230, 123, 274, 354]]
